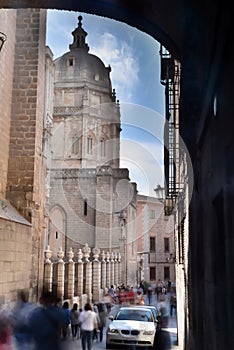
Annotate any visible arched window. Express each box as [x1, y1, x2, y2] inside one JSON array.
[[48, 206, 66, 257], [72, 134, 79, 154], [100, 138, 106, 157], [84, 199, 88, 216], [87, 136, 93, 154]]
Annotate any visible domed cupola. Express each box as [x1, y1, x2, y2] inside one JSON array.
[[69, 15, 89, 52], [54, 15, 113, 91]]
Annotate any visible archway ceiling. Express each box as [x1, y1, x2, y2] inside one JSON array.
[[0, 0, 214, 60]]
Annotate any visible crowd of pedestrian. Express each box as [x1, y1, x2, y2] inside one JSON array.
[[0, 290, 111, 350], [0, 281, 176, 349]]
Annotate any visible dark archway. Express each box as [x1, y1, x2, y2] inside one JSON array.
[[0, 2, 233, 350]]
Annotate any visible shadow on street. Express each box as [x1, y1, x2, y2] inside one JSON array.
[[154, 330, 174, 349]]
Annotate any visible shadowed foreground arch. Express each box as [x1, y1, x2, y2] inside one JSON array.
[[0, 2, 233, 350]]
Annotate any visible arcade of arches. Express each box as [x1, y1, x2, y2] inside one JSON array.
[[0, 2, 233, 350]]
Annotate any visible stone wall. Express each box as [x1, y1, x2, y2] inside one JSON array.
[[0, 213, 32, 305], [0, 9, 16, 198], [0, 8, 47, 304]]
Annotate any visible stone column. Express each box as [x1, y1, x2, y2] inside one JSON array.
[[92, 247, 101, 302], [83, 244, 92, 302], [118, 253, 122, 285], [101, 251, 107, 290], [106, 251, 111, 289], [44, 245, 53, 292], [57, 247, 65, 300], [110, 252, 115, 286], [114, 252, 118, 287], [67, 248, 75, 301], [76, 249, 83, 302]]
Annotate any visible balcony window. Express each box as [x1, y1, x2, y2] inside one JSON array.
[[87, 136, 93, 154], [164, 237, 170, 252], [150, 237, 156, 252], [164, 266, 170, 280], [150, 267, 156, 281]]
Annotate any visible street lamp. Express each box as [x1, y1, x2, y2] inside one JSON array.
[[154, 184, 165, 200], [0, 32, 6, 52], [118, 210, 127, 285], [164, 196, 174, 216]]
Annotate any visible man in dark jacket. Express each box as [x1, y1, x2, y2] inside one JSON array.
[[29, 292, 66, 350]]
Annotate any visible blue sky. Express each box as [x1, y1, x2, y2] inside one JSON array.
[[46, 10, 165, 197]]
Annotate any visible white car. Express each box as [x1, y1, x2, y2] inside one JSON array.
[[106, 306, 156, 348], [134, 304, 162, 333]]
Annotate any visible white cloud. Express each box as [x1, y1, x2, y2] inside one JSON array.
[[46, 11, 165, 197], [90, 32, 139, 102], [120, 137, 164, 197]]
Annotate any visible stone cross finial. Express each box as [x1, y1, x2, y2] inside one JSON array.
[[77, 248, 83, 262], [68, 247, 74, 262], [57, 247, 64, 262], [82, 243, 91, 261], [92, 247, 100, 261], [45, 245, 52, 263], [101, 250, 106, 262]]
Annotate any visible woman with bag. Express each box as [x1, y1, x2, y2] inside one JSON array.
[[78, 303, 98, 350], [70, 303, 79, 340]]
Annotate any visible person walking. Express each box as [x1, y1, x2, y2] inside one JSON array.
[[70, 303, 79, 340], [147, 286, 153, 305], [92, 304, 100, 342], [11, 291, 35, 349], [61, 301, 70, 340], [78, 303, 98, 350], [136, 291, 145, 305], [28, 291, 66, 350], [170, 294, 177, 317], [96, 303, 107, 342]]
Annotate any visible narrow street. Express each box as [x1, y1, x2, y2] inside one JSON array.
[[62, 292, 179, 350]]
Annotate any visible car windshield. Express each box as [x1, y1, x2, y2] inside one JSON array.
[[115, 309, 153, 322]]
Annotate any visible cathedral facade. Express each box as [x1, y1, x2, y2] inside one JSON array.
[[46, 16, 138, 285]]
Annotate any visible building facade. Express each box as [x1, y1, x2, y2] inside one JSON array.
[[1, 3, 234, 349], [46, 16, 138, 286], [137, 194, 175, 286]]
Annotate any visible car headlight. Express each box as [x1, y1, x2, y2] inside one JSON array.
[[143, 330, 155, 335], [107, 327, 119, 334]]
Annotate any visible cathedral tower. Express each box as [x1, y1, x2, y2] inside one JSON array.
[[48, 17, 137, 285], [52, 15, 120, 170]]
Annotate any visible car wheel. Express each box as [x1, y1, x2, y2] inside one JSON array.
[[106, 342, 113, 349]]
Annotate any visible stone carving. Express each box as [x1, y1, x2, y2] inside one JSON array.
[[92, 247, 100, 261], [82, 243, 91, 261], [77, 248, 83, 263], [45, 245, 52, 264], [57, 247, 64, 262], [101, 250, 106, 262], [68, 247, 74, 262]]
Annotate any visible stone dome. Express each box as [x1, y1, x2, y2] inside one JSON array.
[[54, 15, 112, 90]]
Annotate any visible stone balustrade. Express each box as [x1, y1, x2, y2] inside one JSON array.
[[43, 244, 122, 308]]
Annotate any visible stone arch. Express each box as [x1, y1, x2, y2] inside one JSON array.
[[86, 129, 96, 155], [1, 3, 232, 350], [48, 205, 67, 258], [99, 135, 107, 157], [0, 2, 181, 59], [68, 132, 81, 157]]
